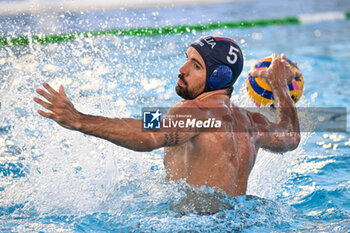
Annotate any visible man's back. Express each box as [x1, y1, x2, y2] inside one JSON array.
[[164, 90, 258, 196]]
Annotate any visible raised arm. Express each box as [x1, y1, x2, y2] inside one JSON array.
[[33, 83, 197, 152], [250, 54, 300, 152]]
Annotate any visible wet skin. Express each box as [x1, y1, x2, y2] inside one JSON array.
[[34, 48, 300, 196]]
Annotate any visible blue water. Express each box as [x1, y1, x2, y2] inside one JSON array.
[[0, 0, 350, 232]]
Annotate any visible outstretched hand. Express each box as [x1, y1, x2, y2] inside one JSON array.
[[251, 53, 301, 88], [33, 83, 82, 130]]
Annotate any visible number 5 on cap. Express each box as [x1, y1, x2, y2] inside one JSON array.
[[227, 46, 239, 64]]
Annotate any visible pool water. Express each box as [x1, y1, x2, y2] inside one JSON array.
[[0, 0, 350, 232]]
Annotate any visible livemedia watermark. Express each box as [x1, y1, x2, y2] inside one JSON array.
[[142, 107, 347, 132]]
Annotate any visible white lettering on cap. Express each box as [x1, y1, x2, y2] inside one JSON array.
[[195, 39, 204, 47], [204, 37, 216, 49]]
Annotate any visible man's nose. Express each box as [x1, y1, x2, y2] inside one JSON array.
[[179, 62, 188, 76]]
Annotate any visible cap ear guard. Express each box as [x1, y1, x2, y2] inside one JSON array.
[[208, 65, 233, 90]]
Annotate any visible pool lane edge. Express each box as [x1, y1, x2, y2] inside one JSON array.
[[0, 12, 349, 47]]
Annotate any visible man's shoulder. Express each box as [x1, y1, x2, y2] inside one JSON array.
[[168, 100, 202, 117], [171, 99, 198, 108]]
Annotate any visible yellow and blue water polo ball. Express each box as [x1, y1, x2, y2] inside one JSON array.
[[246, 57, 304, 107]]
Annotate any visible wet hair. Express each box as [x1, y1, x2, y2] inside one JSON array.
[[226, 87, 234, 98]]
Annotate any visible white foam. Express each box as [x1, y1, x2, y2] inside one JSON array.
[[141, 77, 166, 91]]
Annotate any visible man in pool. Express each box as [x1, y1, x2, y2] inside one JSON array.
[[33, 36, 300, 196]]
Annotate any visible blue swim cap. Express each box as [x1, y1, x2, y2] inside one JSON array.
[[190, 36, 244, 92]]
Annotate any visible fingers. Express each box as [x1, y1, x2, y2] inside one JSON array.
[[294, 70, 302, 77], [36, 83, 68, 102], [250, 69, 267, 79], [43, 82, 58, 96], [275, 54, 294, 69], [269, 55, 282, 70], [37, 109, 54, 119], [59, 85, 68, 98], [280, 53, 287, 60], [250, 69, 260, 77], [279, 53, 298, 67], [36, 82, 57, 102], [270, 53, 278, 60], [33, 97, 53, 110], [34, 82, 69, 117], [280, 58, 294, 72], [281, 57, 298, 73], [36, 88, 54, 102]]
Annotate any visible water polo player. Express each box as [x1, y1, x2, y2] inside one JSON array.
[[34, 35, 300, 196]]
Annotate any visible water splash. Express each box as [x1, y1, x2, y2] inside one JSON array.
[[0, 34, 301, 231], [1, 7, 349, 231]]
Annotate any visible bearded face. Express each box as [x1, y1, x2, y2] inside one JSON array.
[[175, 47, 206, 100]]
